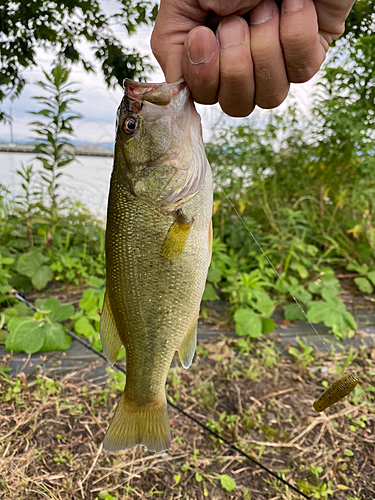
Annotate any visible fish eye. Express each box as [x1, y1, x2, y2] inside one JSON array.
[[122, 116, 138, 135]]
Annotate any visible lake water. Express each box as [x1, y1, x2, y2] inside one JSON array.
[[0, 152, 114, 220]]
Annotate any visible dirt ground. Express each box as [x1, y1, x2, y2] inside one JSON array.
[[1, 333, 374, 500]]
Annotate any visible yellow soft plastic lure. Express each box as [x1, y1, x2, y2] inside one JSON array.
[[313, 373, 360, 412]]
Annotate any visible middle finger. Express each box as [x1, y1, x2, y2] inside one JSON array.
[[216, 16, 255, 117]]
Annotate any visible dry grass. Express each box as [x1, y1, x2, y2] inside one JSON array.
[[1, 336, 374, 500]]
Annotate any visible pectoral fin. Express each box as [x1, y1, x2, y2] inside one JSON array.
[[161, 210, 193, 260], [100, 292, 123, 366], [178, 319, 197, 369]]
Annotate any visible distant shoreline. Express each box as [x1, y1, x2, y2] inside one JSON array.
[[0, 144, 114, 158]]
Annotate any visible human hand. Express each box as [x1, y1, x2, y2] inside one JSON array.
[[151, 0, 355, 117]]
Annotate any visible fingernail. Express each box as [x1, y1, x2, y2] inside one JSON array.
[[282, 0, 305, 14], [249, 0, 274, 25], [217, 17, 246, 50], [188, 28, 215, 65]]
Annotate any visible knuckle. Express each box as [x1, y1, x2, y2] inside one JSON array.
[[287, 65, 318, 84], [221, 65, 251, 85]]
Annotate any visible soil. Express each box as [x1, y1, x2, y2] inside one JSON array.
[[1, 278, 375, 499], [1, 334, 375, 500]]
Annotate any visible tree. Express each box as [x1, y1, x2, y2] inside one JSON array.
[[205, 1, 375, 262], [0, 0, 157, 121]]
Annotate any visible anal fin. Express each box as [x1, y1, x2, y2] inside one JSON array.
[[100, 292, 123, 366], [178, 319, 197, 369], [161, 210, 193, 260]]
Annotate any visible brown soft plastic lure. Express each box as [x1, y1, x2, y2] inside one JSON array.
[[313, 373, 360, 412]]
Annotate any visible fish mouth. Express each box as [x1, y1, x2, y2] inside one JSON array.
[[123, 79, 187, 108]]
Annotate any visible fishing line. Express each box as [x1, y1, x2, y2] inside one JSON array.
[[222, 190, 331, 356], [13, 292, 312, 500]]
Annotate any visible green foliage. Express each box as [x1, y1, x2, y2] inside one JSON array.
[[347, 261, 375, 294], [202, 238, 236, 301], [16, 252, 53, 290], [213, 473, 236, 492], [0, 0, 156, 117], [1, 4, 374, 359], [0, 65, 106, 318], [73, 277, 105, 351], [5, 297, 73, 353], [106, 368, 126, 393], [0, 253, 14, 303], [29, 64, 82, 246], [307, 293, 357, 340], [288, 338, 315, 369], [202, 6, 375, 341], [234, 309, 262, 338]]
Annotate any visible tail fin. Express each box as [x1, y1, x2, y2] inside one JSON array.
[[103, 392, 171, 453]]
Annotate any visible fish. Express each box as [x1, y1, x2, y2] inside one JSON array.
[[313, 373, 360, 412], [100, 79, 213, 452]]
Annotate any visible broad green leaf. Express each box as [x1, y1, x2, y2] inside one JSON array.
[[3, 307, 19, 320], [307, 297, 356, 335], [202, 283, 219, 301], [217, 474, 236, 492], [1, 257, 14, 266], [35, 298, 47, 310], [40, 323, 71, 351], [347, 262, 368, 274], [9, 274, 33, 294], [261, 317, 276, 334], [75, 316, 96, 337], [354, 277, 373, 294], [43, 297, 74, 322], [32, 265, 54, 290], [14, 302, 34, 317], [17, 252, 49, 278], [6, 317, 45, 353], [306, 244, 318, 256], [195, 472, 203, 483], [87, 276, 105, 288], [80, 288, 103, 312], [254, 290, 275, 316], [293, 288, 312, 305], [308, 269, 340, 297], [284, 303, 306, 321], [291, 262, 308, 279], [207, 266, 223, 287], [234, 309, 262, 338], [367, 271, 375, 287], [0, 330, 8, 344]]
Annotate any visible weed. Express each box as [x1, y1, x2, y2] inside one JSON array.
[[106, 368, 126, 394], [191, 378, 217, 409], [288, 337, 315, 369], [53, 449, 73, 465]]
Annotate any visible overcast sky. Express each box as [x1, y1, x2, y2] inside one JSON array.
[[0, 11, 318, 146]]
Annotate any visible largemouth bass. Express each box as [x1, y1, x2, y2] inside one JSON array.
[[100, 79, 213, 452]]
